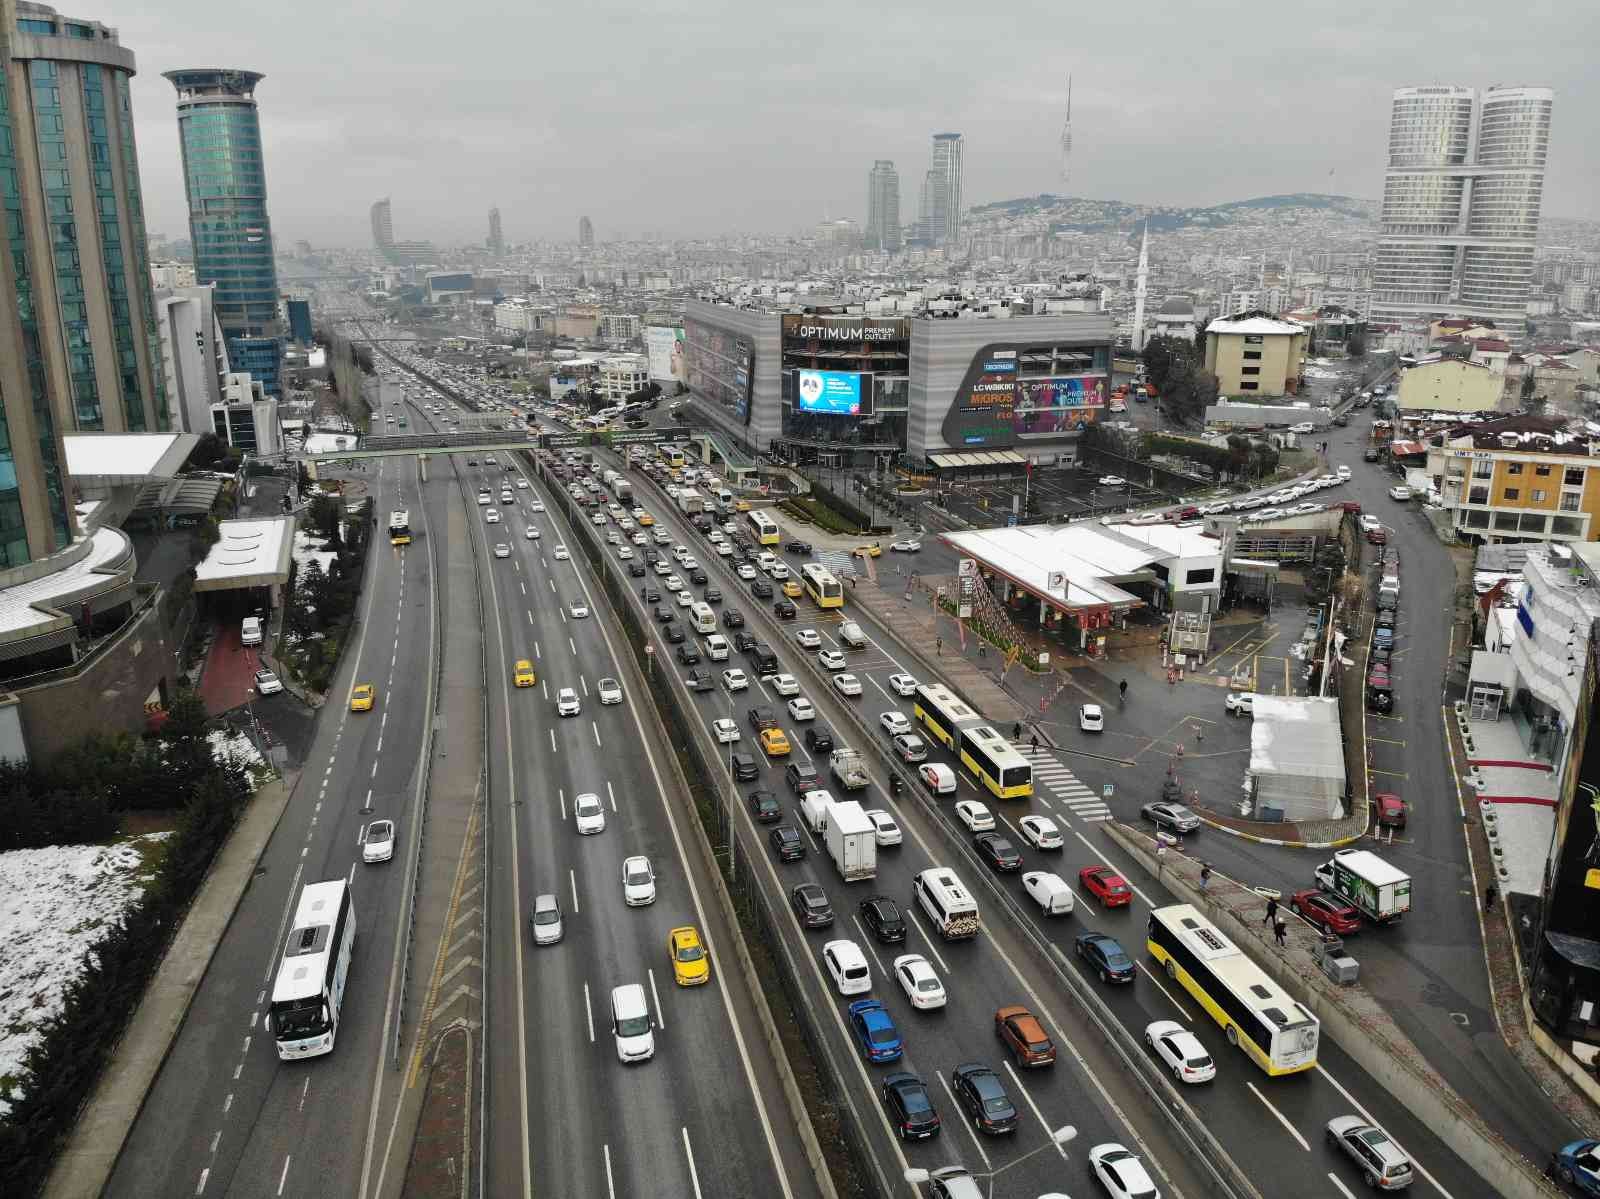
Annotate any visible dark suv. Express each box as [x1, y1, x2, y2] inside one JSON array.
[[722, 608, 746, 630], [858, 896, 907, 944], [747, 789, 781, 823], [785, 760, 820, 793], [747, 705, 780, 731], [805, 725, 836, 754]]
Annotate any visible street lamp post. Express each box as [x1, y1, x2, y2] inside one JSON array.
[[903, 1124, 1077, 1196]]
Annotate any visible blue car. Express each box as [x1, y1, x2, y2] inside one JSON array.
[[847, 998, 904, 1063], [1555, 1140, 1600, 1196], [1075, 931, 1136, 983]]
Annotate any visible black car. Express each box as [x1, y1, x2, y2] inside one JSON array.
[[881, 1072, 941, 1141], [704, 587, 723, 604], [1375, 609, 1397, 630], [785, 760, 820, 794], [773, 599, 797, 619], [1364, 447, 1380, 462], [791, 882, 833, 927], [950, 1063, 1017, 1135], [722, 608, 746, 630], [731, 751, 759, 781], [1075, 931, 1137, 983], [805, 724, 835, 754], [858, 896, 907, 944], [974, 833, 1022, 872], [663, 622, 685, 644], [687, 668, 714, 692], [689, 568, 708, 585], [769, 825, 806, 861], [645, 548, 661, 563], [747, 705, 779, 731], [747, 789, 781, 822], [676, 643, 701, 666], [628, 562, 646, 577], [750, 579, 774, 599], [654, 604, 674, 622], [732, 630, 758, 654], [1371, 643, 1393, 665], [784, 539, 813, 555]]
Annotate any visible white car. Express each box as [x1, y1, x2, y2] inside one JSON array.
[[818, 648, 846, 670], [708, 530, 724, 544], [1098, 475, 1126, 487], [556, 687, 580, 717], [663, 574, 684, 592], [893, 953, 947, 1010], [362, 819, 396, 864], [1088, 1144, 1160, 1199], [722, 668, 749, 692], [598, 677, 623, 705], [1145, 1020, 1216, 1084], [493, 543, 510, 559], [525, 525, 541, 540], [1128, 512, 1163, 526], [715, 542, 733, 557], [622, 855, 656, 906], [553, 545, 569, 560], [1289, 421, 1315, 434], [1389, 485, 1412, 501], [892, 733, 928, 763], [632, 531, 648, 545], [919, 762, 958, 795], [1290, 502, 1321, 516], [1337, 464, 1352, 480], [590, 512, 607, 527], [833, 673, 862, 697], [886, 673, 918, 697], [254, 668, 283, 695], [736, 563, 757, 580], [880, 711, 912, 736], [1022, 871, 1075, 915], [821, 939, 871, 996], [795, 628, 822, 650], [617, 546, 634, 560], [1359, 514, 1382, 534], [485, 508, 500, 524], [674, 589, 694, 609], [1019, 814, 1063, 850], [1079, 704, 1104, 732], [517, 479, 529, 490], [569, 597, 589, 619], [889, 540, 921, 553], [712, 717, 740, 743], [654, 560, 673, 576], [770, 672, 800, 697], [864, 809, 902, 847], [573, 792, 606, 835], [955, 800, 994, 832], [787, 696, 816, 721], [681, 556, 699, 571]]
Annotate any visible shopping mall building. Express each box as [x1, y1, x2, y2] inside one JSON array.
[[679, 298, 1113, 473]]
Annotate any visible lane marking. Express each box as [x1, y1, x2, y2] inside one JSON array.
[[1247, 1080, 1309, 1151], [935, 1068, 991, 1170], [1317, 1064, 1456, 1198], [648, 967, 666, 1031], [1003, 1060, 1068, 1157]]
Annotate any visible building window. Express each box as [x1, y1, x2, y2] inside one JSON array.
[[1535, 465, 1551, 476], [1472, 460, 1493, 478], [1532, 490, 1546, 502], [1241, 366, 1260, 376], [1550, 516, 1584, 537], [1565, 467, 1585, 486], [1559, 492, 1581, 512], [1242, 350, 1262, 361], [1468, 485, 1490, 504], [1507, 462, 1523, 475], [1244, 334, 1263, 344], [1504, 488, 1519, 500], [1239, 381, 1258, 390], [1184, 568, 1217, 585]]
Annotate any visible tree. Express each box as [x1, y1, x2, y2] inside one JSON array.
[[188, 433, 227, 470], [1347, 329, 1367, 358]]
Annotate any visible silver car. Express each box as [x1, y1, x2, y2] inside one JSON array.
[[530, 893, 564, 945], [1325, 1115, 1413, 1190]]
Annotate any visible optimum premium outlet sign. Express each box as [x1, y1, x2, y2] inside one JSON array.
[[782, 315, 907, 344]]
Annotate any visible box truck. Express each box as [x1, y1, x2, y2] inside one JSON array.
[[1313, 849, 1411, 923], [824, 799, 876, 882]]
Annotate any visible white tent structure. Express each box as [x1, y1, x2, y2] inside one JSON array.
[[1246, 696, 1346, 822]]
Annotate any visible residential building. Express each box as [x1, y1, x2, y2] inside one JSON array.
[[153, 283, 228, 433], [1426, 415, 1600, 544], [578, 215, 594, 247], [487, 205, 503, 255], [866, 160, 901, 252], [211, 370, 279, 454], [598, 354, 649, 402], [555, 303, 601, 340], [1371, 85, 1555, 326], [166, 68, 283, 397], [1202, 313, 1308, 397], [1396, 357, 1505, 414], [598, 313, 642, 345], [492, 298, 550, 336], [4, 2, 168, 437]]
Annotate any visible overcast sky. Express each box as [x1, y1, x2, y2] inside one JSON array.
[[116, 0, 1597, 248]]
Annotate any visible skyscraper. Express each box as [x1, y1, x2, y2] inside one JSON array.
[[929, 132, 964, 248], [1, 2, 167, 471], [1059, 76, 1072, 188], [487, 205, 504, 255], [371, 197, 394, 253], [1371, 85, 1554, 326], [166, 68, 284, 397], [579, 215, 594, 247], [866, 160, 901, 252]]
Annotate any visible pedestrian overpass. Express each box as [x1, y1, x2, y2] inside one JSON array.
[[272, 429, 539, 464]]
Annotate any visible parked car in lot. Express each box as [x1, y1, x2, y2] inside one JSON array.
[[1225, 691, 1255, 716], [1141, 801, 1200, 833]]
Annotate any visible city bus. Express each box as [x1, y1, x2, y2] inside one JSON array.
[[800, 563, 845, 609], [912, 683, 984, 750], [957, 724, 1033, 800], [388, 510, 411, 546], [747, 509, 780, 546], [1146, 904, 1320, 1076], [270, 880, 356, 1060], [660, 445, 687, 470]]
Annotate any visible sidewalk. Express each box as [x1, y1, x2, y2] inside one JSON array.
[[43, 777, 295, 1199]]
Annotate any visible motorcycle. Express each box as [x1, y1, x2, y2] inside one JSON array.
[[890, 774, 904, 796]]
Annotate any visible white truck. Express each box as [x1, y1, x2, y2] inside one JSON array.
[[829, 748, 870, 792], [674, 487, 706, 515], [838, 621, 868, 650], [824, 799, 876, 882], [799, 789, 834, 833], [1314, 849, 1411, 924]]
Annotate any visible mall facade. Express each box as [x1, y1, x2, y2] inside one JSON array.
[[680, 299, 1113, 472]]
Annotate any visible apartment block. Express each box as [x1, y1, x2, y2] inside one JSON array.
[[1427, 416, 1600, 544]]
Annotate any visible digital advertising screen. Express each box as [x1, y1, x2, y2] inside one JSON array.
[[796, 370, 863, 415], [682, 319, 754, 425], [644, 326, 685, 383], [1015, 375, 1108, 436]]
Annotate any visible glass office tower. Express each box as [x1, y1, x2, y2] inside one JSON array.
[[165, 68, 282, 397]]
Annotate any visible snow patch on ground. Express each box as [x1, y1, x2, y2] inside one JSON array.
[[293, 529, 337, 577], [0, 834, 169, 1116], [207, 726, 265, 771]]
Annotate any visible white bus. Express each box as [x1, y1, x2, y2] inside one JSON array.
[[800, 563, 844, 609], [747, 509, 780, 546], [1146, 904, 1319, 1076], [270, 880, 356, 1060]]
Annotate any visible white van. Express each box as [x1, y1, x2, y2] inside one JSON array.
[[703, 633, 730, 661], [913, 867, 980, 940], [800, 789, 833, 833], [919, 762, 957, 796], [689, 602, 717, 635], [240, 616, 263, 646], [610, 983, 655, 1063]]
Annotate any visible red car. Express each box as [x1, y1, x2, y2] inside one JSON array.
[[1374, 793, 1408, 829], [1367, 527, 1388, 545], [1079, 865, 1133, 908], [1165, 505, 1200, 522], [1288, 888, 1361, 935], [1339, 500, 1363, 514]]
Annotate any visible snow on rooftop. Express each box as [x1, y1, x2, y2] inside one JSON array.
[[1208, 315, 1305, 336], [63, 432, 193, 481], [943, 522, 1188, 608], [194, 517, 294, 588], [303, 432, 360, 454], [0, 525, 131, 635]]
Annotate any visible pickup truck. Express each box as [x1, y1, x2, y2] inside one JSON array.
[[829, 748, 870, 791]]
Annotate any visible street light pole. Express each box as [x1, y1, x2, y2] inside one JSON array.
[[903, 1125, 1077, 1196]]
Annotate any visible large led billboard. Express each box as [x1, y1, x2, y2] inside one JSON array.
[[940, 343, 1110, 448], [1015, 376, 1107, 436], [682, 319, 754, 425], [796, 370, 863, 415], [644, 326, 685, 382]]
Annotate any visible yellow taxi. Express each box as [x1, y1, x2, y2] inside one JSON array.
[[637, 511, 655, 527], [758, 727, 791, 757], [350, 684, 376, 712], [853, 542, 882, 559], [513, 659, 536, 687], [734, 499, 751, 512], [781, 579, 804, 598], [668, 925, 710, 986]]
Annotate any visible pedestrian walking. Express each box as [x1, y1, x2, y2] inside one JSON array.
[[1483, 883, 1497, 914], [1199, 863, 1212, 892], [936, 636, 943, 656], [1012, 721, 1022, 741], [1194, 724, 1205, 746], [1273, 917, 1287, 947], [1263, 895, 1279, 926], [1030, 733, 1040, 753]]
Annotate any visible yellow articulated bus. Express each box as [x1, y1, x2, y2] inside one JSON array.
[[1146, 904, 1320, 1076]]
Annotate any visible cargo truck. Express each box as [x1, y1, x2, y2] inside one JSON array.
[[829, 748, 870, 791], [611, 477, 633, 503], [824, 799, 877, 882], [1313, 849, 1411, 923], [674, 488, 706, 515]]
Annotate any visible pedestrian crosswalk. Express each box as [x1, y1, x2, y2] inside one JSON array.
[[1017, 744, 1112, 822]]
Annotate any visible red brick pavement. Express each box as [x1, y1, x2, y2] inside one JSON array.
[[197, 622, 264, 715]]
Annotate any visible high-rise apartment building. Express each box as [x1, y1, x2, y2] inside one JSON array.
[[579, 215, 594, 247], [166, 68, 283, 397], [2, 2, 167, 462], [866, 160, 901, 252], [1372, 85, 1554, 327], [930, 132, 964, 248], [487, 205, 503, 255], [370, 197, 393, 253]]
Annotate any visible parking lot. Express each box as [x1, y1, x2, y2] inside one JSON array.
[[934, 463, 1178, 527]]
